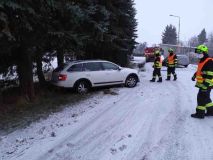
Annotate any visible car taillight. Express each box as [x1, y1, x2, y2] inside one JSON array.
[[58, 74, 67, 81]]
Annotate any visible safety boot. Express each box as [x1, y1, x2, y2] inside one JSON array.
[[165, 76, 170, 81], [150, 78, 155, 82], [205, 107, 213, 116], [191, 109, 205, 119], [174, 75, 177, 81], [157, 77, 162, 82]]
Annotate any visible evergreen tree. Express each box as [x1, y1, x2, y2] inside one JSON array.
[[0, 0, 138, 102], [0, 0, 108, 99], [207, 33, 213, 48], [0, 0, 41, 100], [198, 28, 207, 44], [162, 24, 177, 45], [90, 0, 137, 66]]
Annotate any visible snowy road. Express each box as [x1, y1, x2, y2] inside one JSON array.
[[1, 63, 213, 160]]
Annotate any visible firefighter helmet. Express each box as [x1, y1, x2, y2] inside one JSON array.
[[195, 45, 208, 54], [168, 48, 174, 53], [154, 50, 160, 56]]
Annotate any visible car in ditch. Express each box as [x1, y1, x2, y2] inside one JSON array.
[[51, 60, 140, 94]]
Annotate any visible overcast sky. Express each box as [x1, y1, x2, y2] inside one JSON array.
[[134, 0, 213, 46]]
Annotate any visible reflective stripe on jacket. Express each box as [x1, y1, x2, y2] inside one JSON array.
[[154, 56, 162, 68]]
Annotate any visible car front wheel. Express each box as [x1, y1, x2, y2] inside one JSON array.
[[75, 81, 90, 94], [125, 75, 137, 88]]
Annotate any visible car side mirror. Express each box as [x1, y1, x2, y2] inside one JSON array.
[[118, 67, 122, 71]]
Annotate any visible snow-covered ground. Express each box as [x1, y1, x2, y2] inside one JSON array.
[[1, 63, 213, 160]]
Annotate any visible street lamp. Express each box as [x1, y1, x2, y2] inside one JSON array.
[[170, 14, 180, 45]]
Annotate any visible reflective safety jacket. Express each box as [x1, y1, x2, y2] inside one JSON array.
[[153, 56, 162, 69], [195, 57, 213, 90], [167, 54, 177, 67]]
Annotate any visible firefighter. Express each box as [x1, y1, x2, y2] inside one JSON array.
[[191, 44, 213, 119], [166, 48, 178, 81], [150, 50, 162, 82]]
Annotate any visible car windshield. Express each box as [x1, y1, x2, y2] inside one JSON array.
[[133, 53, 143, 57]]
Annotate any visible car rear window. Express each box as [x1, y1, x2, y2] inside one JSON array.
[[67, 63, 83, 72], [83, 62, 103, 71], [53, 63, 68, 72]]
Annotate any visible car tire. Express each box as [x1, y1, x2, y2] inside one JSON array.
[[75, 80, 90, 94], [125, 75, 137, 88]]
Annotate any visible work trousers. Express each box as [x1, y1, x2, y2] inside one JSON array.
[[153, 68, 162, 78], [197, 88, 213, 111], [167, 67, 176, 77]]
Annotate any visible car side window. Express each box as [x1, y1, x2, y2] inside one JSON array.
[[67, 64, 83, 72], [83, 62, 103, 71], [102, 62, 119, 70]]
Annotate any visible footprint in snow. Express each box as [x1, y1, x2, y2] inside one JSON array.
[[48, 149, 54, 153], [71, 114, 78, 118], [119, 145, 127, 151], [67, 143, 75, 148], [141, 155, 148, 160], [110, 148, 117, 155], [128, 134, 132, 138]]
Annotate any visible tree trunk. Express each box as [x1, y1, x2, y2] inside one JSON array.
[[36, 52, 46, 86], [17, 46, 35, 102], [57, 49, 64, 67]]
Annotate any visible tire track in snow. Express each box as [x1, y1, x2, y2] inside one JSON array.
[[123, 80, 182, 160], [147, 77, 190, 160], [122, 67, 190, 160]]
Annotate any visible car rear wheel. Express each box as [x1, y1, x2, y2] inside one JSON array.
[[75, 80, 90, 94], [125, 75, 137, 88]]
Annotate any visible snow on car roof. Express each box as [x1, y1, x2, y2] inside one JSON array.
[[68, 59, 110, 64]]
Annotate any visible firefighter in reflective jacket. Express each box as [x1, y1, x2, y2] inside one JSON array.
[[191, 44, 213, 119], [166, 48, 178, 81], [150, 50, 162, 82]]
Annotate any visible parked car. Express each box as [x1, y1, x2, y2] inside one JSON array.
[[51, 60, 140, 94], [129, 54, 146, 71], [162, 54, 189, 67]]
